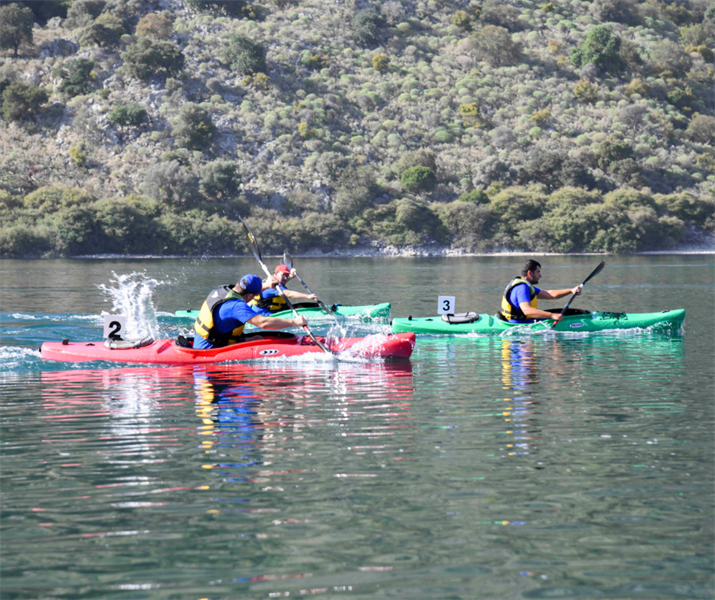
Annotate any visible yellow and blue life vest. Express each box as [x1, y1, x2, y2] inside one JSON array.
[[500, 277, 537, 321], [194, 285, 247, 346], [249, 287, 287, 313]]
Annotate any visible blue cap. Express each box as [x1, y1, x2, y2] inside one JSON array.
[[240, 274, 262, 294]]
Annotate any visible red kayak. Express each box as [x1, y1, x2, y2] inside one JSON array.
[[40, 332, 416, 365]]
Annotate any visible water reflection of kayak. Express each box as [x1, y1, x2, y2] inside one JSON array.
[[40, 332, 416, 365], [392, 309, 685, 335], [173, 302, 391, 322]]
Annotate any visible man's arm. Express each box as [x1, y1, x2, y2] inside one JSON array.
[[537, 285, 582, 301], [248, 314, 307, 330], [283, 289, 317, 301], [519, 302, 565, 322]]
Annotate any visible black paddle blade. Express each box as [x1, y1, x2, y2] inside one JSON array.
[[583, 260, 606, 285], [283, 250, 293, 270]]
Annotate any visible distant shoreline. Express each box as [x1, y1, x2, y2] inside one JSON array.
[[5, 245, 713, 260]]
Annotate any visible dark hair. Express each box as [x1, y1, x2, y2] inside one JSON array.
[[521, 259, 541, 277]]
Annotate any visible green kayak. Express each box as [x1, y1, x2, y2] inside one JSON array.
[[174, 302, 391, 321], [391, 308, 685, 335]]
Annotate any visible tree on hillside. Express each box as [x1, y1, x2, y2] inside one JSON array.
[[223, 34, 266, 75], [458, 25, 522, 67], [0, 4, 34, 57], [570, 25, 623, 74], [122, 38, 184, 80], [353, 9, 383, 47], [171, 103, 215, 150], [1, 82, 48, 121], [401, 166, 437, 194], [590, 0, 639, 26]]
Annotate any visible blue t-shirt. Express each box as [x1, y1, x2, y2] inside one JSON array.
[[507, 283, 541, 323], [251, 285, 287, 316], [194, 298, 258, 349]]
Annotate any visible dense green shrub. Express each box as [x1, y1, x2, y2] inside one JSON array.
[[401, 166, 437, 194], [332, 166, 378, 218], [199, 161, 241, 199], [489, 187, 547, 235], [353, 199, 443, 246], [590, 0, 639, 26], [79, 14, 125, 47], [141, 160, 200, 207], [569, 25, 623, 74], [459, 189, 489, 203], [64, 0, 105, 28], [393, 149, 437, 178], [24, 186, 96, 211], [108, 103, 147, 127], [315, 152, 350, 184], [433, 201, 494, 251], [171, 103, 215, 150], [353, 9, 383, 47], [223, 34, 266, 75], [596, 135, 634, 171], [1, 82, 48, 121], [0, 3, 33, 57], [184, 0, 251, 17], [122, 38, 184, 80], [654, 193, 715, 227], [520, 152, 597, 191], [56, 58, 95, 97], [479, 0, 521, 31]]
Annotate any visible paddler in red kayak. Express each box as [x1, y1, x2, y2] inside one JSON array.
[[193, 274, 307, 349], [249, 264, 317, 316], [500, 259, 582, 324]]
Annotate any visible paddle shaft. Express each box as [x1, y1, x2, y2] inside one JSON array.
[[239, 218, 332, 354], [552, 259, 606, 329], [283, 252, 337, 317]]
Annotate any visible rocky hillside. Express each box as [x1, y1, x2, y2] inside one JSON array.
[[0, 0, 713, 256]]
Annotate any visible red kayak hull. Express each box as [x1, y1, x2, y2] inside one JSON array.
[[40, 333, 416, 365]]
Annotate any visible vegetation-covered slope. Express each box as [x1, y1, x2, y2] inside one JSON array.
[[1, 0, 713, 256]]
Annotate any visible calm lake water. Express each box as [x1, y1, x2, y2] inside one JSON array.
[[1, 255, 714, 599]]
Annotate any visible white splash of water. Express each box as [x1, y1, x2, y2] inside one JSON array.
[[97, 272, 169, 339]]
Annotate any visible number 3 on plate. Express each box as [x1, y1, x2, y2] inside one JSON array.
[[438, 296, 455, 315], [103, 315, 126, 339]]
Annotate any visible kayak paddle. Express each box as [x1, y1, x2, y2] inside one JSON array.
[[238, 216, 333, 355], [283, 250, 337, 318], [551, 259, 606, 329]]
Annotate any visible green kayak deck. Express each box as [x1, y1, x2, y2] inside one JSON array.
[[174, 302, 391, 321], [391, 309, 685, 335]]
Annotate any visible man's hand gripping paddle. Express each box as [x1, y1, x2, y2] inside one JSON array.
[[551, 259, 606, 330], [238, 216, 333, 355]]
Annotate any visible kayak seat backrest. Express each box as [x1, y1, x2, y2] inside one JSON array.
[[176, 335, 193, 348], [105, 336, 154, 349], [441, 312, 480, 324]]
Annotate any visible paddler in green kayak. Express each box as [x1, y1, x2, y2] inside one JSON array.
[[501, 259, 583, 324], [249, 264, 317, 316], [193, 274, 307, 349]]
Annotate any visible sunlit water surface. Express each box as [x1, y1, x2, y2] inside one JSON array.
[[1, 255, 713, 599]]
